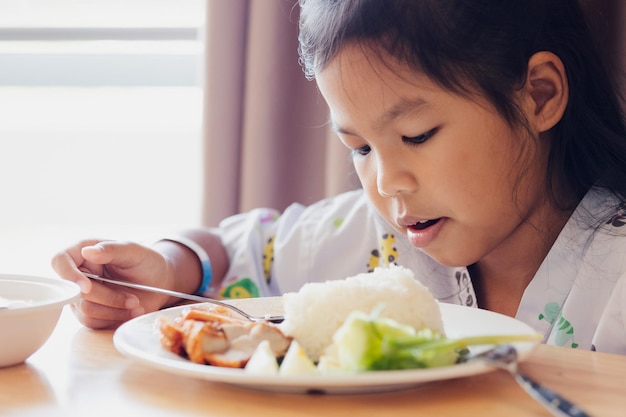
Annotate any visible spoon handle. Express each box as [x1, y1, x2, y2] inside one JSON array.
[[82, 272, 284, 323], [514, 373, 592, 417]]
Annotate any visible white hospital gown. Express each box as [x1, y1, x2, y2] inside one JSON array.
[[210, 187, 626, 355]]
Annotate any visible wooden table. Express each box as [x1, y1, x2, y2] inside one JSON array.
[[1, 299, 625, 417]]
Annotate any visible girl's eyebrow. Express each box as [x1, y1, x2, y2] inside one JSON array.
[[376, 97, 429, 130], [331, 96, 430, 136]]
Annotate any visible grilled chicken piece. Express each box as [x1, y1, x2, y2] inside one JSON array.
[[159, 317, 184, 356], [182, 306, 243, 323], [159, 305, 292, 368]]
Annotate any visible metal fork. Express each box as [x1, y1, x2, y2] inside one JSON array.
[[475, 344, 592, 417], [83, 272, 284, 323]]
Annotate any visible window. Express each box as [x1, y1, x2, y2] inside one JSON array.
[[0, 0, 206, 276]]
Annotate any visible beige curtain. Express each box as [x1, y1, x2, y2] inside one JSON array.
[[201, 0, 358, 227]]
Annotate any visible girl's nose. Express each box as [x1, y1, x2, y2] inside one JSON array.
[[376, 154, 416, 197]]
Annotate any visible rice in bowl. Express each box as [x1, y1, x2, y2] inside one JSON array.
[[279, 265, 443, 361]]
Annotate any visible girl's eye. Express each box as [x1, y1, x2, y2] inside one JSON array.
[[349, 127, 438, 157], [351, 144, 371, 157], [402, 127, 438, 145]]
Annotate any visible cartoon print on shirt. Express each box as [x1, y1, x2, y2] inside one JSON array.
[[263, 236, 274, 283], [366, 233, 399, 272], [538, 301, 579, 348], [219, 277, 260, 299], [259, 210, 281, 225], [455, 269, 474, 306], [254, 210, 279, 284], [366, 249, 380, 271], [606, 202, 626, 227]]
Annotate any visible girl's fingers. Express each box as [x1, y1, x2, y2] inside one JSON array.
[[83, 280, 141, 310], [80, 240, 151, 271], [51, 247, 98, 293], [71, 302, 143, 330], [53, 239, 169, 329], [52, 240, 149, 294]]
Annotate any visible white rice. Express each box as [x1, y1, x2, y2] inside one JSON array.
[[279, 265, 444, 361]]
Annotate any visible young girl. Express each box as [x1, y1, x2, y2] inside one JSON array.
[[52, 0, 626, 354]]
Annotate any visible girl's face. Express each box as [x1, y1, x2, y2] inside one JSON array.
[[316, 45, 554, 267]]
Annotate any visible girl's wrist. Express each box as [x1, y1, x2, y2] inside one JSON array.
[[159, 236, 212, 296], [154, 238, 207, 298]]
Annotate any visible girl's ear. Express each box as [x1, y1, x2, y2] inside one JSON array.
[[522, 51, 569, 132]]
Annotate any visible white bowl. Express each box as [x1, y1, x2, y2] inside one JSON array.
[[0, 274, 80, 367]]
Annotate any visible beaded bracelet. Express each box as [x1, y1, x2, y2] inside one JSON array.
[[161, 236, 212, 296]]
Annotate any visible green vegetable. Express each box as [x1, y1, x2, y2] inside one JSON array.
[[329, 309, 541, 372]]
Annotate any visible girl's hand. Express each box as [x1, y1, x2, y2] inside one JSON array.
[[51, 239, 176, 329]]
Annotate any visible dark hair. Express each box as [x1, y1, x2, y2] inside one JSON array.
[[298, 0, 626, 210]]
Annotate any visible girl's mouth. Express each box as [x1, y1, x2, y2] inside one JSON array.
[[405, 218, 445, 248], [409, 218, 441, 230]]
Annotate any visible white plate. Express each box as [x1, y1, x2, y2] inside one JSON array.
[[114, 303, 539, 394]]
